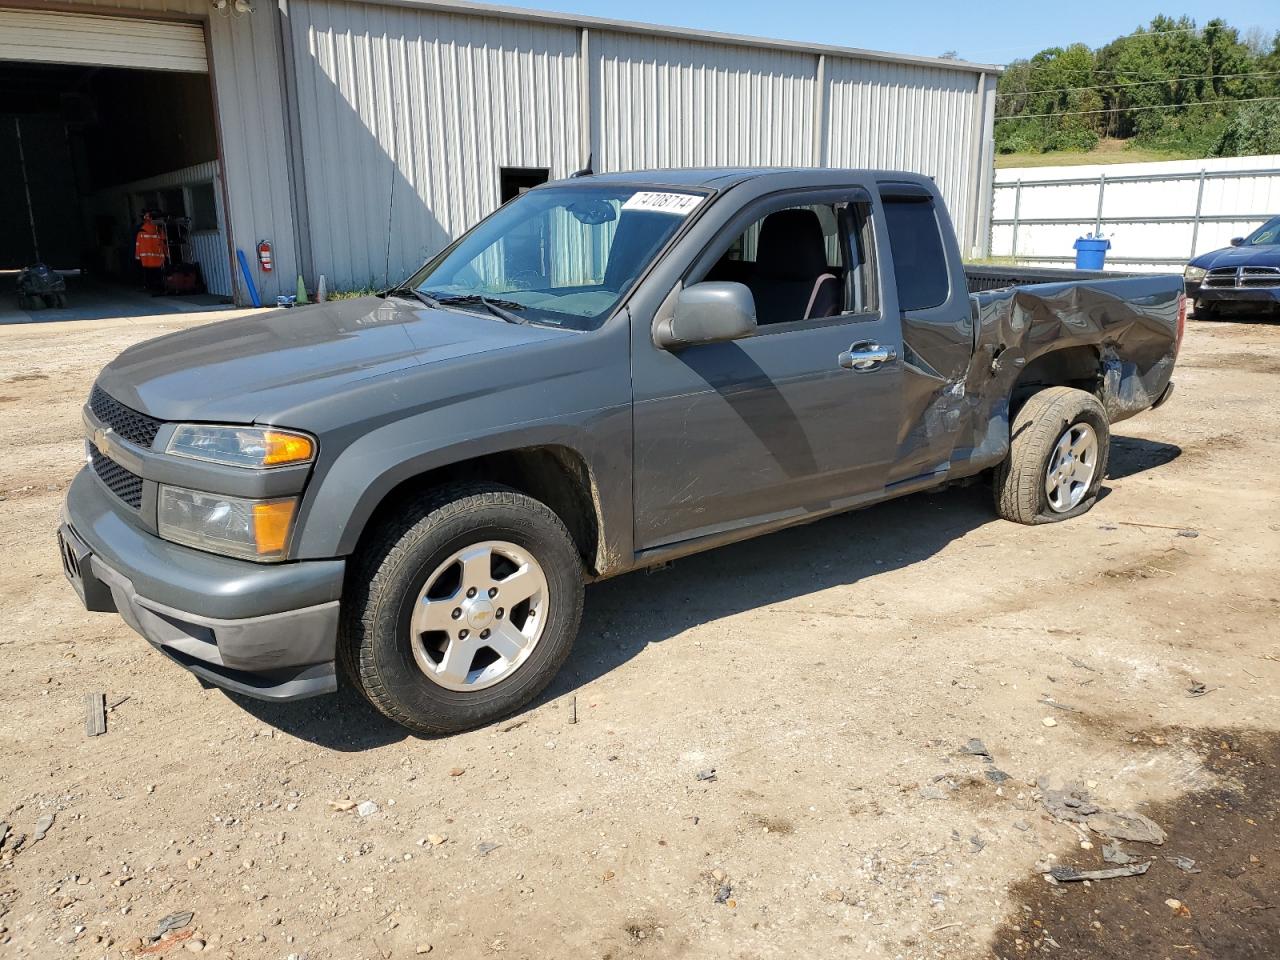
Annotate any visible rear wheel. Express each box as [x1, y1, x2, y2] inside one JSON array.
[[994, 386, 1110, 525], [340, 483, 584, 735]]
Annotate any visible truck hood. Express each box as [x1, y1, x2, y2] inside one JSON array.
[[1189, 244, 1280, 270], [95, 296, 569, 424]]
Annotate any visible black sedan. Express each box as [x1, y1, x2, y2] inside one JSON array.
[[1184, 216, 1280, 318]]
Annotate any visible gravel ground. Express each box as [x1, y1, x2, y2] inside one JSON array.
[[0, 310, 1276, 960]]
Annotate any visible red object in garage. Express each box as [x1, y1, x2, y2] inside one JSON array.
[[257, 240, 273, 272]]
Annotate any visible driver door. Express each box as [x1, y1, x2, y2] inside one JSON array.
[[632, 188, 904, 549]]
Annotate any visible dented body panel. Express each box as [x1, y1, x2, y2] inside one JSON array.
[[937, 273, 1182, 480]]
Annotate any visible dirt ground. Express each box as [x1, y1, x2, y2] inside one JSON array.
[[0, 310, 1277, 960]]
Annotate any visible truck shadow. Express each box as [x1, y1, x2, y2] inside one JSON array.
[[549, 483, 995, 705], [229, 435, 1179, 749], [1107, 436, 1182, 480]]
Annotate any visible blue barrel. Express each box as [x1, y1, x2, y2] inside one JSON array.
[[1073, 236, 1111, 270]]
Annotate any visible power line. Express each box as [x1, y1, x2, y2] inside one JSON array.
[[997, 94, 1280, 120], [1002, 64, 1200, 86], [996, 70, 1280, 98]]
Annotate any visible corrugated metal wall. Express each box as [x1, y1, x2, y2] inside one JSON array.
[[204, 4, 301, 303], [826, 59, 981, 251], [592, 31, 817, 171], [283, 2, 996, 287], [286, 0, 583, 291]]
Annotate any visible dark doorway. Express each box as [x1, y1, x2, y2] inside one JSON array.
[[0, 60, 231, 322], [499, 167, 550, 204]]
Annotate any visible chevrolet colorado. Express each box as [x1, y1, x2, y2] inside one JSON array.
[[60, 168, 1184, 734]]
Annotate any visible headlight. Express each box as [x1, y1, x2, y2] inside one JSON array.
[[1183, 265, 1207, 282], [167, 424, 315, 469], [157, 485, 298, 562]]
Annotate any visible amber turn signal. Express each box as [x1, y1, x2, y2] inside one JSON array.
[[262, 431, 316, 466], [252, 499, 298, 556]]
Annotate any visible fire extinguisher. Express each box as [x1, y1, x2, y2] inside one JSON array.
[[257, 240, 273, 272]]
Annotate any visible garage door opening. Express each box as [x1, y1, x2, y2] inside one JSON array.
[[0, 45, 234, 323]]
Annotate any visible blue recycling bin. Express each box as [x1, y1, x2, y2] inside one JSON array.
[[1073, 236, 1111, 270]]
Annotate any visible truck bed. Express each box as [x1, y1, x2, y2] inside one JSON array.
[[964, 264, 1130, 293], [962, 269, 1182, 435]]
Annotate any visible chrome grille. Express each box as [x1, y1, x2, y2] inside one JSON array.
[[1202, 268, 1238, 288], [90, 446, 143, 509], [88, 385, 163, 448], [1241, 266, 1280, 288], [1201, 266, 1280, 289]]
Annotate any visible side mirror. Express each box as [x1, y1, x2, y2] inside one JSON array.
[[653, 282, 757, 350], [1230, 237, 1244, 247]]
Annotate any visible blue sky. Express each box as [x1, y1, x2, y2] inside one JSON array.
[[494, 0, 1278, 65]]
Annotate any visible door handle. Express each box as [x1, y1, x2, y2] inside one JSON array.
[[838, 341, 898, 371]]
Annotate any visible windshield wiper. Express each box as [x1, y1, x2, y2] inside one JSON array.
[[385, 287, 442, 309], [435, 294, 528, 325]]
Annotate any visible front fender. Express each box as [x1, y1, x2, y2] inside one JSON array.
[[291, 407, 632, 564]]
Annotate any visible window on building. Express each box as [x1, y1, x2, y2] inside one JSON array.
[[160, 188, 186, 217], [188, 182, 218, 232], [880, 195, 949, 312], [499, 167, 550, 203]]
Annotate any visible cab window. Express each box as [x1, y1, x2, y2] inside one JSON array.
[[702, 199, 876, 326], [880, 195, 949, 312]]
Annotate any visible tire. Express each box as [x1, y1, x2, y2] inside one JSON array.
[[339, 482, 584, 735], [1195, 301, 1219, 321], [993, 386, 1110, 525]]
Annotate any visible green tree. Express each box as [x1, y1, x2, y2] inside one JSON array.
[[996, 44, 1101, 153], [1214, 101, 1280, 155], [994, 16, 1279, 159]]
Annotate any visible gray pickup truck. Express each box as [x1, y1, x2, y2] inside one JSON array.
[[60, 168, 1184, 734]]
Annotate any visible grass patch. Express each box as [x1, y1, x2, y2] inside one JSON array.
[[326, 286, 380, 300], [996, 138, 1201, 169]]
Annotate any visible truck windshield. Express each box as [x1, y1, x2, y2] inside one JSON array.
[[408, 186, 706, 330]]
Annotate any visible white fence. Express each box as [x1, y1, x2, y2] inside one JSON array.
[[989, 155, 1280, 272]]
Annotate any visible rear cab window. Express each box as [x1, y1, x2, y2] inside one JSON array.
[[879, 189, 950, 312]]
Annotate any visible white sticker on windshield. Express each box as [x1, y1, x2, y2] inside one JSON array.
[[622, 192, 703, 216]]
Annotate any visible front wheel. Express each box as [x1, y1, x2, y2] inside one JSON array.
[[993, 386, 1110, 525], [340, 483, 584, 735], [1194, 301, 1220, 321]]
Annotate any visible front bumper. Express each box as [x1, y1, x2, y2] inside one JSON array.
[[1185, 281, 1280, 306], [60, 468, 345, 701]]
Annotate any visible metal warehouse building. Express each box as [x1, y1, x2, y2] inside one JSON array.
[[1, 1, 999, 310]]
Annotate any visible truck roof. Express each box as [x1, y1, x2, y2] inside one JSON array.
[[557, 167, 935, 190]]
